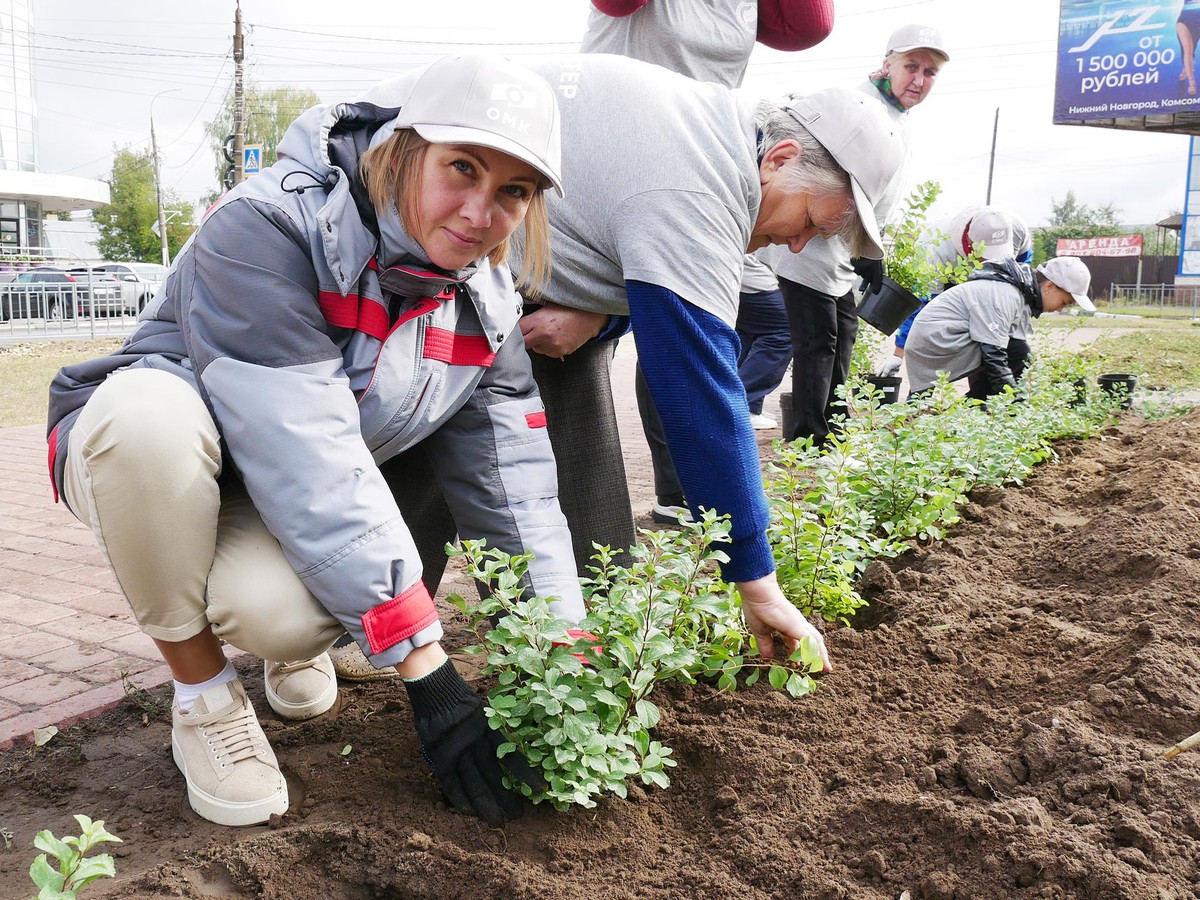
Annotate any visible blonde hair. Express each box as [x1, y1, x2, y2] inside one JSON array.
[[358, 127, 552, 292]]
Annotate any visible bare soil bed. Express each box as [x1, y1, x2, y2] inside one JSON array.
[[4, 409, 1200, 899]]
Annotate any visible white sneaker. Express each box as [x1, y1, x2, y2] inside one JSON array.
[[171, 680, 288, 826], [749, 413, 778, 430], [329, 640, 399, 682], [264, 653, 338, 721], [651, 501, 693, 525]]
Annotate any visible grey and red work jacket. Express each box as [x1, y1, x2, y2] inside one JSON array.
[[46, 77, 585, 669]]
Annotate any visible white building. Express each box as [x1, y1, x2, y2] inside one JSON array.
[[0, 0, 108, 254]]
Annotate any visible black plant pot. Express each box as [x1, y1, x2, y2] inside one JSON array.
[[856, 275, 923, 336], [860, 375, 903, 406], [1098, 373, 1137, 409], [780, 391, 796, 438]]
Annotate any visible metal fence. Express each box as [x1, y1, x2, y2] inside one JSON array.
[[1107, 283, 1200, 318], [0, 246, 136, 342]]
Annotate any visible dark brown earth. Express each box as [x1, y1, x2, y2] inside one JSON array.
[[4, 410, 1200, 899]]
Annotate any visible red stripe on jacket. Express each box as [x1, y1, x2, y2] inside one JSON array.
[[318, 290, 390, 341], [361, 581, 439, 655], [47, 424, 60, 504], [525, 411, 547, 429], [423, 327, 497, 367]]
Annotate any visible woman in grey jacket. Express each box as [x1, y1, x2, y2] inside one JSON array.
[[46, 55, 583, 828]]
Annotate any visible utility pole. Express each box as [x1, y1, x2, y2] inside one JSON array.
[[150, 87, 178, 267], [233, 2, 245, 185], [985, 107, 999, 205], [151, 118, 169, 267]]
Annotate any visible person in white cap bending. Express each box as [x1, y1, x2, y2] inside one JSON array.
[[514, 54, 906, 673], [580, 0, 837, 520], [904, 216, 1095, 399], [757, 23, 948, 444], [880, 204, 1036, 377], [46, 55, 583, 828]]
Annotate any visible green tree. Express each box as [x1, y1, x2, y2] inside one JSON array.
[[92, 146, 194, 263], [1031, 190, 1124, 264], [202, 83, 321, 203]]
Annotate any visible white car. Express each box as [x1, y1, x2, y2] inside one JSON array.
[[92, 262, 168, 313]]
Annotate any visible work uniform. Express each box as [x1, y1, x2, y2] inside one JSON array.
[[524, 53, 773, 582], [904, 263, 1037, 394], [757, 79, 909, 443], [582, 0, 834, 504], [47, 75, 584, 670]]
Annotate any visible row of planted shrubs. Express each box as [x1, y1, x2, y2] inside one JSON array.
[[450, 349, 1127, 809]]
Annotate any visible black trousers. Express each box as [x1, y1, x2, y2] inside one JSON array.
[[529, 341, 636, 574], [779, 277, 858, 444]]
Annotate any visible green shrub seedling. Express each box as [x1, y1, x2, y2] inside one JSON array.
[[28, 815, 121, 900], [449, 512, 823, 809]]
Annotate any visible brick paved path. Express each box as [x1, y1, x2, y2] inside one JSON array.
[[0, 340, 785, 748]]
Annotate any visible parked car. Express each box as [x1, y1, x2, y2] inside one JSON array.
[[90, 262, 168, 313], [0, 269, 123, 321]]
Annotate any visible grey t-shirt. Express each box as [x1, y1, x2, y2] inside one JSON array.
[[904, 278, 1027, 392], [580, 0, 758, 88], [740, 253, 779, 295], [527, 55, 761, 326], [756, 80, 909, 297]]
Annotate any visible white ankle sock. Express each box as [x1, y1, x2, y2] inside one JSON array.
[[174, 661, 237, 712]]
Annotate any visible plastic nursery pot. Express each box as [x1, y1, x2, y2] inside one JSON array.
[[1097, 373, 1137, 409], [856, 275, 923, 337], [860, 375, 903, 406], [779, 391, 796, 438]]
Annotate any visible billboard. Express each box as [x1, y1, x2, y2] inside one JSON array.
[[1183, 136, 1200, 275], [1055, 1, 1200, 123], [1056, 235, 1144, 256]]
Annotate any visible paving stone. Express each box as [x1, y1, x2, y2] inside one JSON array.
[[27, 643, 118, 675], [0, 670, 90, 706], [41, 612, 137, 643], [0, 595, 78, 626], [0, 631, 73, 659], [68, 592, 134, 620], [0, 658, 42, 689]]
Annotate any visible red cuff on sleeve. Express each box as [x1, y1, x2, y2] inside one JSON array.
[[756, 0, 835, 51], [361, 581, 439, 655], [47, 424, 60, 504]]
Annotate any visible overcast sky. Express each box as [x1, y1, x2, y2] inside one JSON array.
[[32, 0, 1191, 233]]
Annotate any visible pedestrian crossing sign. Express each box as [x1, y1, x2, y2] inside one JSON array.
[[243, 145, 263, 175]]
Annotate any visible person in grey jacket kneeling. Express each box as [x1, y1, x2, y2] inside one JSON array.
[[46, 55, 584, 828]]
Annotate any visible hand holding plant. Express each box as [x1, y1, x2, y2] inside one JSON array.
[[735, 572, 830, 668]]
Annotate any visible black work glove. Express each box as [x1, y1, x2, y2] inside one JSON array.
[[850, 257, 884, 296], [976, 342, 1018, 398], [404, 658, 545, 825]]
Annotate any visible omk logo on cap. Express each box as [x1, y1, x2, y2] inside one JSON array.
[[490, 83, 538, 109], [486, 83, 538, 135]]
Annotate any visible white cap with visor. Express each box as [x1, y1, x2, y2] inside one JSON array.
[[886, 24, 950, 61], [1037, 256, 1096, 312], [393, 54, 564, 197], [785, 87, 906, 260]]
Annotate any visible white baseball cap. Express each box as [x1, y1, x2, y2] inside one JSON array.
[[1037, 256, 1096, 312], [966, 209, 1015, 262], [785, 87, 906, 259], [394, 55, 564, 197], [887, 24, 950, 61]]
